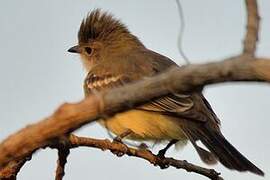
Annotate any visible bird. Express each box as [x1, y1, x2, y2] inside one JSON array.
[[68, 9, 264, 176]]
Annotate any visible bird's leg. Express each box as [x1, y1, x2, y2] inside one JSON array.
[[157, 139, 178, 157], [113, 129, 133, 143]]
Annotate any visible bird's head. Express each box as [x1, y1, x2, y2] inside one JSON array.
[[68, 9, 144, 71]]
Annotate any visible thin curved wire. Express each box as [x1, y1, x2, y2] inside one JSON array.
[[175, 0, 190, 64]]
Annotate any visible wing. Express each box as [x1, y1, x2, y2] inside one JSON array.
[[84, 69, 210, 123], [83, 48, 219, 123]]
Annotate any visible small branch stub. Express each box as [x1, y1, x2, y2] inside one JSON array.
[[243, 0, 260, 56]]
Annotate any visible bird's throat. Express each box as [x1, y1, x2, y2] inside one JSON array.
[[80, 55, 95, 72]]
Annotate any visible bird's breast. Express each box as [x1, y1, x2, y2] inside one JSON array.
[[99, 110, 187, 141]]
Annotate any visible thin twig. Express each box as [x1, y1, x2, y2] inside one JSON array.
[[175, 0, 190, 64], [54, 137, 70, 180], [69, 134, 223, 180], [243, 0, 260, 56]]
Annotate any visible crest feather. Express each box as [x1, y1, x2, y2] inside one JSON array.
[[78, 9, 130, 43]]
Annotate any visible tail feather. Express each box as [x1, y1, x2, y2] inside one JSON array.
[[195, 127, 264, 176], [184, 128, 218, 165]]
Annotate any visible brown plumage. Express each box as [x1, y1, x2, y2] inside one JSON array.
[[78, 10, 143, 48], [68, 9, 264, 176]]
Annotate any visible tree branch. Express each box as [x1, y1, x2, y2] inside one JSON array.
[[243, 0, 260, 56], [0, 154, 32, 180], [68, 134, 223, 180]]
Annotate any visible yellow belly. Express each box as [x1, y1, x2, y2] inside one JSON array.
[[99, 110, 187, 142]]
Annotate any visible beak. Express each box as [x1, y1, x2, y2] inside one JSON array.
[[68, 45, 81, 53]]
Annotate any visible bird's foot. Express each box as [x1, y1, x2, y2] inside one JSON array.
[[138, 143, 149, 150], [157, 139, 178, 158], [111, 138, 126, 157], [111, 129, 133, 157], [157, 149, 167, 158]]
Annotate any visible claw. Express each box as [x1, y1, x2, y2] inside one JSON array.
[[157, 149, 166, 158]]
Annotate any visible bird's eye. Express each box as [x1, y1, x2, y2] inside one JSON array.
[[85, 47, 93, 55]]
